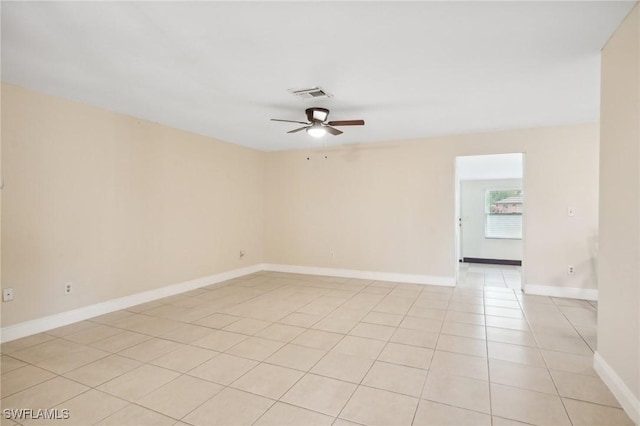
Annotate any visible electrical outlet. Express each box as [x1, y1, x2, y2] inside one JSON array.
[[64, 282, 73, 295], [239, 250, 245, 260], [568, 265, 575, 275], [568, 207, 576, 217], [3, 288, 14, 302]]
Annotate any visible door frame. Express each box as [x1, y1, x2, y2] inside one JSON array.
[[454, 153, 526, 288]]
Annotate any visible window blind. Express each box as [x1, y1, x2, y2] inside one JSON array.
[[486, 214, 522, 239]]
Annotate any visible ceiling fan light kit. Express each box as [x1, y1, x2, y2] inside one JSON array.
[[271, 107, 365, 139], [306, 123, 327, 138]]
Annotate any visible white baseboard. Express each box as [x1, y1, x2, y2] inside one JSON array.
[[524, 284, 598, 301], [1, 263, 456, 343], [262, 263, 456, 287], [594, 351, 640, 425], [0, 264, 262, 343]]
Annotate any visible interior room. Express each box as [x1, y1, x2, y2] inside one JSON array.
[[1, 2, 638, 426], [456, 153, 524, 289]]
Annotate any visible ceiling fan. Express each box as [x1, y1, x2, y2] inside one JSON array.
[[271, 107, 365, 138]]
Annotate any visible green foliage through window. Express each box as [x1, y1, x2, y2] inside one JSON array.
[[485, 189, 523, 214]]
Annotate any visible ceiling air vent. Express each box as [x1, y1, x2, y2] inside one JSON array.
[[288, 87, 332, 100]]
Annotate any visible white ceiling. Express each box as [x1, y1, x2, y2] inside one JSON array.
[[2, 2, 635, 152], [457, 153, 523, 181]]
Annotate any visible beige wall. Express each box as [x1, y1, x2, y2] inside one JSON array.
[[460, 179, 523, 261], [598, 2, 640, 405], [1, 83, 601, 328], [0, 85, 3, 324], [265, 123, 599, 290], [1, 84, 264, 326]]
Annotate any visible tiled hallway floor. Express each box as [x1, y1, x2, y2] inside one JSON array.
[[0, 272, 632, 426], [458, 263, 522, 289]]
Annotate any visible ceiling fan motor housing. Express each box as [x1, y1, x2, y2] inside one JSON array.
[[306, 107, 330, 123]]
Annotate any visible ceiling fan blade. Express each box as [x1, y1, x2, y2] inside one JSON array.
[[271, 119, 310, 125], [327, 120, 365, 126], [287, 126, 309, 134], [324, 126, 343, 136]]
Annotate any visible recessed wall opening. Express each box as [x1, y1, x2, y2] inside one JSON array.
[[455, 153, 524, 289]]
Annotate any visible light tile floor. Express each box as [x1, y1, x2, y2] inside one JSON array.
[[0, 272, 630, 426], [458, 263, 522, 289]]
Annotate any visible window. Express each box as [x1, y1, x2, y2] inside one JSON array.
[[485, 189, 523, 239]]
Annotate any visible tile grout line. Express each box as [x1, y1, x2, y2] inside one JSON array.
[[166, 275, 356, 425], [409, 285, 453, 426], [484, 286, 495, 426], [243, 277, 382, 426], [332, 280, 410, 425], [4, 272, 624, 426], [519, 293, 575, 426]]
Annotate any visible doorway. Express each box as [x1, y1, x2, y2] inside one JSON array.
[[455, 153, 524, 289]]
